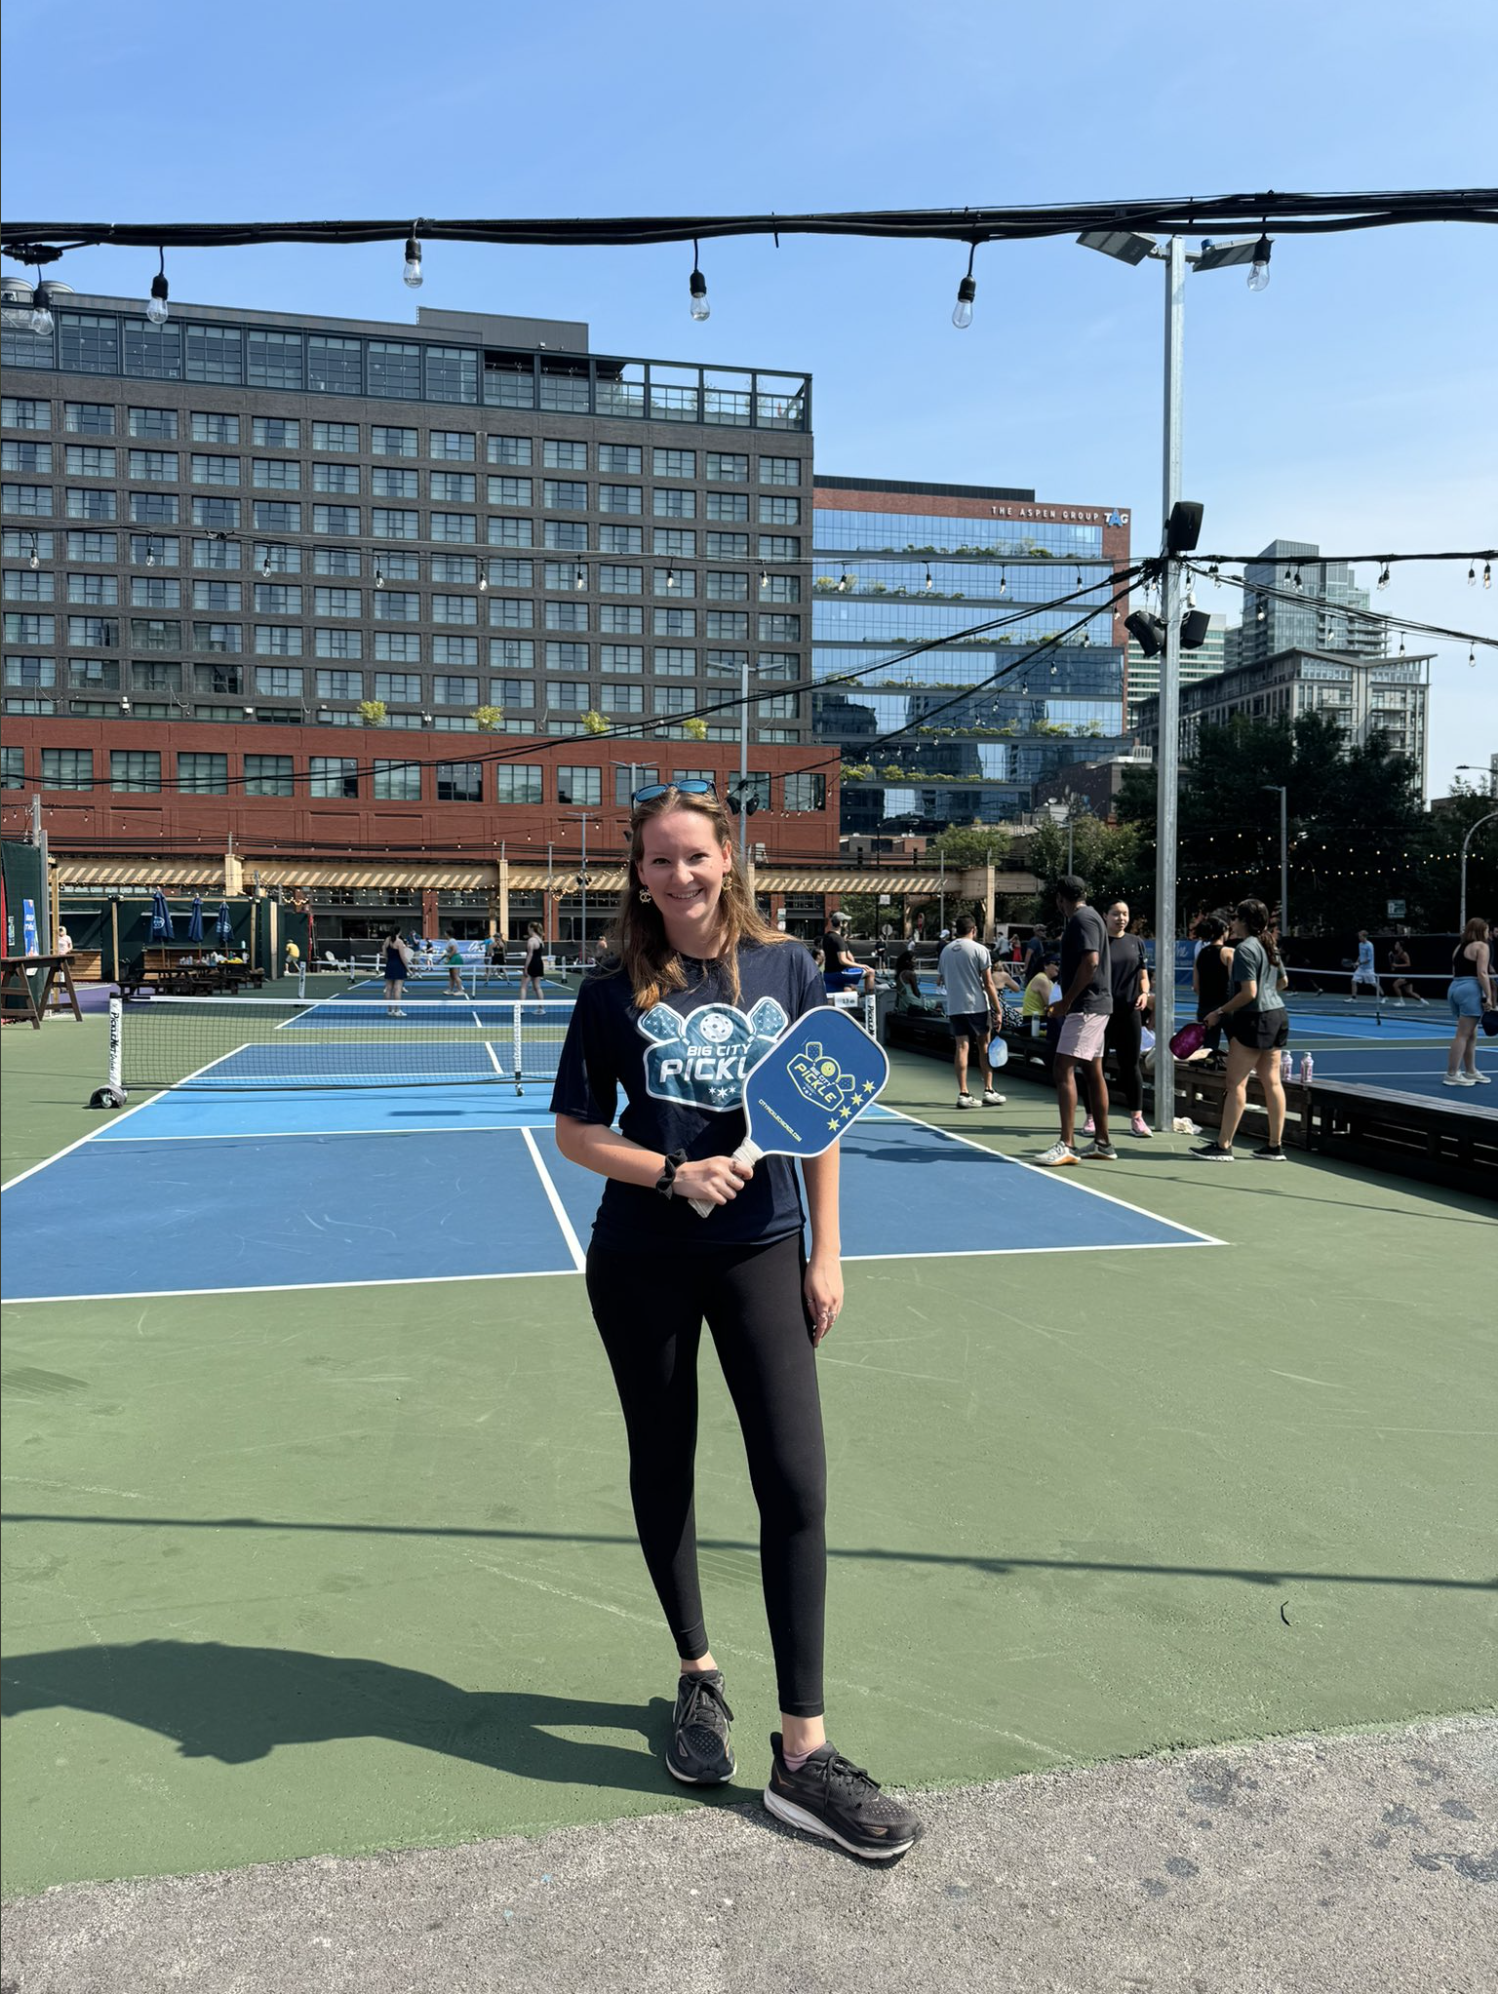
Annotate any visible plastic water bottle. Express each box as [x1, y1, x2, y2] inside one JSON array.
[[1281, 1049, 1293, 1083], [1300, 1052, 1314, 1085]]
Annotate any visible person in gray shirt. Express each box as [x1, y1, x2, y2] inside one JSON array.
[[939, 915, 1016, 1109]]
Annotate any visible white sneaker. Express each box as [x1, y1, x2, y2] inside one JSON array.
[[1443, 1073, 1475, 1086], [982, 1089, 1006, 1106], [1392, 999, 1406, 1007], [1033, 1142, 1079, 1167], [956, 1093, 978, 1110], [1467, 1071, 1491, 1084]]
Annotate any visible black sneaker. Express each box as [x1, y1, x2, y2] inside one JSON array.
[[1191, 1142, 1234, 1162], [665, 1669, 735, 1785], [764, 1734, 922, 1861], [1252, 1142, 1287, 1161]]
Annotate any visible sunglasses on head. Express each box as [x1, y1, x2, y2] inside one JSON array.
[[631, 778, 718, 806]]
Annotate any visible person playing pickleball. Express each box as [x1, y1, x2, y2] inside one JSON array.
[[551, 780, 923, 1862]]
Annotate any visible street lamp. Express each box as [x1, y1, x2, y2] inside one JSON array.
[[559, 807, 601, 963], [1263, 785, 1289, 939], [1077, 226, 1267, 1126], [1459, 811, 1497, 931]]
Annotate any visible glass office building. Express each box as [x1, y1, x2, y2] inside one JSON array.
[[1237, 539, 1385, 666], [811, 477, 1133, 833]]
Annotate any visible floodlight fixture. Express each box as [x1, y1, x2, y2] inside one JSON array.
[[1076, 229, 1157, 265]]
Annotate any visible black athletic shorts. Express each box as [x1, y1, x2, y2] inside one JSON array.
[[949, 1010, 991, 1043], [1228, 1009, 1289, 1051]]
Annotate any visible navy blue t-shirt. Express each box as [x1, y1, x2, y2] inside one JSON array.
[[550, 939, 828, 1253]]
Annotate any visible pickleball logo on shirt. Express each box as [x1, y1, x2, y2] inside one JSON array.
[[787, 1041, 858, 1117], [636, 997, 787, 1110]]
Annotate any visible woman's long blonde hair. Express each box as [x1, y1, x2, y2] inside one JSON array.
[[611, 787, 788, 1010]]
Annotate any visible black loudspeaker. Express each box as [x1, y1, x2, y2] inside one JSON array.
[[1166, 501, 1204, 553], [1125, 610, 1166, 659], [1180, 609, 1212, 650]]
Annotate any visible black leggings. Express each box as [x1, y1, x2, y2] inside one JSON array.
[[584, 1234, 827, 1717], [1083, 1006, 1146, 1115]]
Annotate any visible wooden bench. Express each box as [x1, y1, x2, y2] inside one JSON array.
[[1170, 1059, 1312, 1147]]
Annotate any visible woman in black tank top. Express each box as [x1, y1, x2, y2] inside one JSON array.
[[1192, 917, 1232, 1060]]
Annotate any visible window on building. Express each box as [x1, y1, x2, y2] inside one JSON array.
[[195, 662, 245, 695], [132, 659, 183, 693], [654, 607, 697, 638], [69, 529, 118, 562], [653, 529, 696, 558], [243, 754, 294, 796], [603, 683, 644, 715], [759, 456, 801, 485], [759, 494, 801, 526], [253, 625, 303, 656], [307, 334, 362, 395], [3, 612, 54, 645], [653, 488, 696, 519], [594, 443, 638, 474], [431, 594, 476, 626], [5, 398, 52, 430], [756, 692, 799, 720], [2, 745, 26, 787], [759, 534, 800, 563], [128, 407, 177, 440], [432, 674, 478, 705], [706, 451, 748, 482], [488, 515, 534, 549], [64, 572, 114, 605], [372, 508, 418, 540], [435, 761, 483, 801], [253, 582, 301, 614], [424, 429, 473, 462], [544, 480, 587, 511], [373, 760, 422, 801], [63, 488, 115, 520], [315, 670, 363, 700], [312, 420, 359, 453], [111, 749, 161, 792], [706, 570, 749, 600], [309, 547, 357, 578], [193, 620, 241, 652], [496, 763, 543, 804], [248, 419, 298, 451], [2, 441, 53, 474], [191, 536, 238, 569], [756, 650, 798, 681], [191, 582, 241, 614], [428, 634, 477, 668], [68, 658, 120, 690], [314, 627, 363, 659], [42, 747, 93, 789], [254, 666, 303, 698], [705, 647, 747, 679], [130, 492, 179, 526], [2, 486, 53, 519], [758, 613, 800, 641], [374, 672, 421, 703], [179, 752, 229, 793], [490, 677, 535, 710], [370, 424, 417, 458], [557, 765, 601, 805], [654, 646, 696, 676], [125, 448, 175, 481], [596, 483, 641, 515], [373, 630, 420, 662], [4, 654, 56, 687], [313, 462, 361, 495], [191, 495, 238, 530], [706, 491, 749, 522], [366, 341, 421, 400], [490, 637, 534, 671], [313, 586, 361, 619], [548, 680, 590, 712], [431, 512, 476, 544], [600, 642, 644, 674], [183, 324, 242, 386], [546, 600, 588, 632], [369, 467, 417, 501], [68, 613, 118, 647], [373, 590, 419, 621], [762, 573, 800, 603], [135, 576, 183, 608], [313, 504, 360, 537], [705, 610, 749, 640], [486, 435, 532, 466], [545, 641, 588, 673], [428, 472, 474, 504], [597, 524, 643, 555], [65, 403, 115, 434], [653, 685, 696, 715], [310, 757, 359, 798]]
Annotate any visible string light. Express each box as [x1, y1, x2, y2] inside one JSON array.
[[574, 564, 586, 590], [924, 567, 933, 592], [1248, 234, 1273, 291], [759, 566, 770, 592], [1377, 563, 1391, 590], [374, 562, 385, 590], [403, 232, 423, 289], [28, 535, 40, 571], [689, 240, 710, 323], [952, 243, 978, 330], [999, 568, 1008, 597], [837, 571, 851, 592], [665, 567, 676, 591], [145, 248, 170, 326], [1469, 564, 1478, 585], [478, 562, 488, 592], [1486, 563, 1492, 590], [28, 273, 53, 337], [145, 538, 156, 568]]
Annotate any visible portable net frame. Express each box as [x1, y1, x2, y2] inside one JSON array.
[[100, 995, 578, 1096]]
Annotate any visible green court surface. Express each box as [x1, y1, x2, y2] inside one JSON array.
[[2, 1016, 1494, 1898]]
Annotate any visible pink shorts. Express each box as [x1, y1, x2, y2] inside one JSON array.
[[1056, 1011, 1108, 1062]]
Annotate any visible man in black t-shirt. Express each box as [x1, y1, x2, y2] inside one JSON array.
[[1035, 875, 1114, 1166], [820, 913, 875, 998]]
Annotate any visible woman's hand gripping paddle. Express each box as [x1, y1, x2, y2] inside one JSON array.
[[686, 1006, 891, 1219]]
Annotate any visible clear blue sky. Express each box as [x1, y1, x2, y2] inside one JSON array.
[[3, 0, 1493, 793]]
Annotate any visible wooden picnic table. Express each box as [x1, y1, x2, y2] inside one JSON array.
[[0, 954, 84, 1028]]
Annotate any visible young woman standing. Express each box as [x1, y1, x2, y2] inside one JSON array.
[[1191, 916, 1233, 1066], [1082, 901, 1152, 1140], [522, 922, 546, 1001], [551, 782, 923, 1861], [381, 927, 411, 1016], [1192, 899, 1289, 1161], [1444, 918, 1492, 1086]]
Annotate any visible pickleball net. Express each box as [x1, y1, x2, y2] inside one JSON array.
[[98, 995, 577, 1096]]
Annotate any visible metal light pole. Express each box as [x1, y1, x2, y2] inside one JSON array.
[[559, 808, 597, 961], [1264, 784, 1289, 938], [1078, 225, 1266, 1127], [739, 651, 750, 854], [1460, 811, 1497, 930]]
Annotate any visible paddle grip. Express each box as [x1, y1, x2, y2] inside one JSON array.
[[687, 1138, 765, 1219]]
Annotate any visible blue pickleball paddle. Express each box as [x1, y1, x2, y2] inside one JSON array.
[[687, 1005, 890, 1218]]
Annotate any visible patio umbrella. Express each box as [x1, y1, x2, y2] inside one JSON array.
[[216, 900, 233, 945], [187, 895, 204, 943], [149, 889, 174, 941]]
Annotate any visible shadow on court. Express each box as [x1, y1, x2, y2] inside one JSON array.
[[5, 1512, 1492, 1595], [1, 1639, 705, 1801]]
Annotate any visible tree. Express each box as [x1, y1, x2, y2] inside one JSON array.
[[1027, 817, 1147, 921], [356, 699, 386, 727], [581, 709, 609, 736], [926, 823, 1012, 870], [472, 704, 503, 732], [682, 716, 708, 742]]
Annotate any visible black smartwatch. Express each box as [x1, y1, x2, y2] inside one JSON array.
[[654, 1149, 688, 1199]]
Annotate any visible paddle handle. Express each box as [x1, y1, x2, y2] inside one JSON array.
[[687, 1137, 765, 1219]]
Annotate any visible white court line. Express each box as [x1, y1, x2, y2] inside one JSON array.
[[842, 1239, 1212, 1263], [88, 1122, 540, 1143], [2, 1267, 580, 1307], [521, 1125, 587, 1272], [0, 1046, 242, 1193], [873, 1103, 1225, 1249]]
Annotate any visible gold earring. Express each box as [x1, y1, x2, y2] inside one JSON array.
[[638, 889, 653, 904]]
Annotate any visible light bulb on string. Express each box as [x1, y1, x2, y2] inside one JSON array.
[[262, 551, 274, 580], [665, 568, 676, 591], [29, 277, 53, 338], [403, 233, 423, 289], [575, 564, 586, 590], [1485, 563, 1492, 590], [1469, 564, 1477, 585], [999, 568, 1008, 597], [837, 571, 851, 592], [924, 567, 933, 592], [952, 243, 978, 330], [1209, 563, 1221, 585], [146, 249, 170, 327], [688, 240, 710, 322], [1469, 646, 1477, 668], [1377, 563, 1391, 590], [146, 539, 156, 568], [28, 537, 40, 571], [1247, 234, 1272, 292], [374, 563, 385, 590], [478, 563, 488, 592], [759, 567, 769, 592]]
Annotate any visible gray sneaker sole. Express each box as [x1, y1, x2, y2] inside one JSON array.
[[666, 1743, 735, 1784]]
